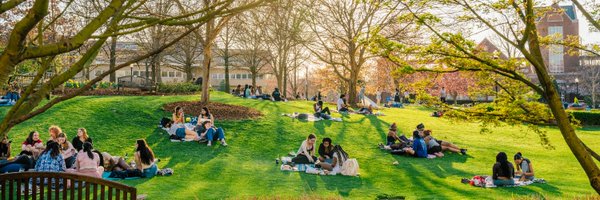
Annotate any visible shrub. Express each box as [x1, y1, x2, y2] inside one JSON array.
[[158, 82, 201, 93], [570, 111, 600, 126]]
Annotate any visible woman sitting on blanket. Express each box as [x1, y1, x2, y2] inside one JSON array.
[[316, 145, 348, 174], [318, 138, 334, 163], [314, 101, 332, 120], [68, 142, 103, 178], [165, 120, 202, 141], [493, 152, 515, 186], [198, 107, 215, 124], [172, 106, 185, 124], [292, 134, 318, 164], [134, 139, 158, 178], [514, 152, 535, 181], [357, 105, 374, 115], [198, 121, 228, 147]]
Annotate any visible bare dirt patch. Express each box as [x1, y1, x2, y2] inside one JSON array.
[[163, 101, 263, 121]]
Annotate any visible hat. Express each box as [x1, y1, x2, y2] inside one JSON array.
[[389, 123, 397, 131], [416, 123, 425, 129]]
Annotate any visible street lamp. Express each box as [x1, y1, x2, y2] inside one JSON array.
[[575, 77, 579, 97], [130, 66, 134, 82]]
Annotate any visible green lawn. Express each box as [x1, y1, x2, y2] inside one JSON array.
[[1, 92, 599, 199]]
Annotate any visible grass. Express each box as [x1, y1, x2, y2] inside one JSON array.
[[1, 91, 599, 199]]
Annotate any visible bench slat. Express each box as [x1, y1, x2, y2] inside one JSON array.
[[62, 177, 68, 200], [1, 179, 5, 200], [24, 178, 29, 200], [16, 178, 21, 200], [9, 179, 14, 200], [101, 184, 106, 200], [86, 180, 90, 200], [32, 178, 37, 200], [93, 183, 98, 200], [78, 179, 83, 200], [54, 177, 59, 200], [108, 187, 113, 200]]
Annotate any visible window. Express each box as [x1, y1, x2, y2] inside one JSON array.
[[548, 26, 564, 73], [247, 74, 253, 79], [218, 74, 224, 79], [242, 74, 247, 79], [212, 74, 218, 79], [162, 72, 168, 77], [236, 74, 241, 79], [133, 71, 139, 76], [169, 71, 175, 77]]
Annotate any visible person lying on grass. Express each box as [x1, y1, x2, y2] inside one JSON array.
[[318, 138, 334, 163], [356, 105, 374, 115], [413, 123, 467, 155], [101, 152, 133, 172], [514, 152, 535, 182], [165, 120, 202, 141], [315, 145, 348, 174], [292, 134, 318, 164], [425, 135, 444, 158], [493, 152, 515, 186], [198, 121, 228, 147], [172, 106, 185, 124]]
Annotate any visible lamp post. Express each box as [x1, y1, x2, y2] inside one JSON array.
[[575, 77, 579, 97], [130, 66, 133, 82]]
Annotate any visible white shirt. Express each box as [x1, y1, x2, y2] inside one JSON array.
[[337, 98, 345, 111]]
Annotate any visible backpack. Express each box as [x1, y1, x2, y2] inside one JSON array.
[[160, 117, 171, 128], [297, 113, 309, 120], [341, 158, 359, 176]]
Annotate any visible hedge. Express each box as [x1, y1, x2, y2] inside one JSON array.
[[157, 82, 201, 93], [570, 111, 600, 126]]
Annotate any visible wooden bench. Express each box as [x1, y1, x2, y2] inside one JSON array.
[[0, 172, 136, 200]]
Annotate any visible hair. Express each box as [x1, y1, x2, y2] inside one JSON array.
[[389, 123, 397, 131], [340, 94, 345, 98], [83, 142, 94, 159], [49, 125, 62, 138], [136, 139, 155, 165], [514, 152, 524, 171], [317, 101, 323, 106], [78, 128, 89, 141], [321, 138, 333, 154], [202, 120, 212, 128], [42, 141, 60, 159], [416, 123, 425, 129], [201, 107, 211, 118], [57, 132, 69, 151], [307, 134, 316, 141], [26, 131, 38, 145], [424, 130, 432, 136], [333, 145, 349, 166], [94, 150, 104, 168], [496, 152, 511, 178], [174, 106, 182, 115]]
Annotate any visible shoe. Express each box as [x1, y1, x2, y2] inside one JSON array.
[[461, 178, 470, 184], [221, 140, 228, 146], [207, 141, 212, 146], [460, 149, 467, 155], [378, 143, 385, 149]]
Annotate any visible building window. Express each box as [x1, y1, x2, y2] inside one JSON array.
[[133, 71, 139, 76], [548, 26, 564, 73], [212, 74, 218, 79], [162, 72, 168, 77], [241, 74, 247, 79], [176, 71, 182, 77], [236, 74, 241, 79], [218, 74, 224, 79], [169, 71, 175, 77]]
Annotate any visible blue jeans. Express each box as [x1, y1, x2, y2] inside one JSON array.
[[142, 164, 158, 178], [1, 163, 25, 173], [206, 128, 225, 141], [494, 179, 515, 186]]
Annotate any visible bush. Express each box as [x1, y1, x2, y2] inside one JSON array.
[[570, 111, 600, 126], [158, 82, 201, 93]]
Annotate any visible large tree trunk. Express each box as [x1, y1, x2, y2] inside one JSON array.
[[224, 64, 230, 92], [109, 36, 117, 82], [201, 17, 215, 104], [185, 63, 193, 82]]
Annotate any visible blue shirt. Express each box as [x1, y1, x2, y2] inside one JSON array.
[[35, 152, 66, 172], [412, 138, 428, 158]]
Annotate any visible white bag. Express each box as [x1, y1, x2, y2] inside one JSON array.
[[341, 158, 359, 176]]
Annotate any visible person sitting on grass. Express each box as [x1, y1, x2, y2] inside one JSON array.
[[386, 123, 410, 146], [71, 142, 103, 178], [101, 152, 132, 172], [357, 105, 374, 115], [314, 101, 332, 120], [316, 145, 348, 174], [423, 130, 467, 155], [514, 152, 535, 181], [172, 106, 185, 124], [134, 139, 158, 178], [165, 120, 201, 141], [424, 135, 443, 158], [21, 131, 44, 159], [318, 138, 334, 163], [292, 134, 317, 164], [198, 107, 215, 124], [337, 94, 352, 112], [493, 152, 515, 186], [35, 141, 66, 172], [235, 85, 243, 97], [272, 88, 282, 101], [72, 128, 93, 152], [411, 127, 428, 158], [48, 125, 62, 142], [57, 133, 77, 169], [1, 135, 10, 161], [198, 121, 228, 147]]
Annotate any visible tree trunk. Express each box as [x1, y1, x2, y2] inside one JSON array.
[[109, 36, 117, 82], [223, 49, 230, 92], [251, 72, 257, 90], [201, 45, 212, 103], [283, 70, 288, 98], [185, 63, 193, 82]]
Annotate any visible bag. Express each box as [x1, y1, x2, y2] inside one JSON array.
[[470, 175, 487, 187], [160, 117, 171, 128], [297, 113, 309, 120], [340, 158, 359, 176], [157, 168, 174, 176]]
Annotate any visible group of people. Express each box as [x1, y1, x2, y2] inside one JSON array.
[[492, 152, 535, 186], [164, 106, 228, 146], [0, 81, 21, 106], [380, 123, 467, 158], [291, 134, 349, 174], [0, 125, 159, 179], [232, 84, 288, 102]]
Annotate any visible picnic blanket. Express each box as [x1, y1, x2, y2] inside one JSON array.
[[282, 113, 342, 122], [278, 156, 344, 176], [161, 123, 198, 142], [466, 175, 545, 188]]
